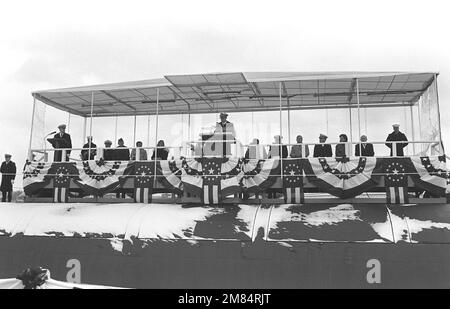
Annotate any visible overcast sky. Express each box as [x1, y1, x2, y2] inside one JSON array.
[[0, 0, 449, 185]]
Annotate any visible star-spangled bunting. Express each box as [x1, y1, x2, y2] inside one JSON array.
[[50, 163, 78, 203], [202, 158, 222, 204], [134, 162, 154, 203], [384, 160, 409, 204], [22, 156, 448, 205], [304, 157, 377, 199], [283, 159, 304, 204], [410, 156, 448, 197]]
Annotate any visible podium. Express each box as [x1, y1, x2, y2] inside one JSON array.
[[47, 138, 70, 162]]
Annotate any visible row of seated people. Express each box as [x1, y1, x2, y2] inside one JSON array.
[[245, 134, 375, 159], [81, 137, 169, 161], [51, 123, 407, 161], [79, 133, 392, 161]]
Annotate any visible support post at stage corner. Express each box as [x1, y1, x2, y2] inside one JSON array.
[[27, 97, 37, 161], [88, 91, 94, 160], [434, 73, 444, 155]]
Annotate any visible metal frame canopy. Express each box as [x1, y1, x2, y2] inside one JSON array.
[[32, 72, 438, 117]]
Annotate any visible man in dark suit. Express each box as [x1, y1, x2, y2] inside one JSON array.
[[103, 140, 115, 161], [385, 124, 408, 156], [114, 138, 130, 161], [355, 135, 375, 156], [81, 136, 97, 161], [53, 124, 72, 162], [313, 134, 333, 157], [0, 154, 16, 202]]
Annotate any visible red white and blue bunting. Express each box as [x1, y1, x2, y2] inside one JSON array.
[[304, 157, 378, 199], [22, 156, 449, 203]]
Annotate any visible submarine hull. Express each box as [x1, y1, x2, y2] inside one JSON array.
[[1, 203, 449, 288]]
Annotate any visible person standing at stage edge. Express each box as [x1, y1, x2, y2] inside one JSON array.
[[385, 124, 408, 156], [214, 112, 236, 157], [0, 154, 16, 202], [53, 124, 72, 162]]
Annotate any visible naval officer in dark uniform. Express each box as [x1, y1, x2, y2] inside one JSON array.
[[385, 124, 408, 156], [1, 154, 16, 202], [53, 124, 72, 162], [313, 134, 333, 157]]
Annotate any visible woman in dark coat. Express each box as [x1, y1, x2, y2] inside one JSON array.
[[151, 140, 169, 160], [1, 154, 16, 202]]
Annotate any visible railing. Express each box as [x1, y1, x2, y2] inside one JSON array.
[[29, 140, 442, 163]]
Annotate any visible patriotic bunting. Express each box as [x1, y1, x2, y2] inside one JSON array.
[[304, 157, 378, 199], [241, 159, 280, 193], [134, 162, 154, 203], [202, 158, 222, 204], [75, 159, 129, 195], [382, 159, 410, 204], [23, 162, 53, 196], [410, 156, 448, 197], [181, 158, 203, 197], [22, 156, 448, 204], [220, 158, 244, 198], [48, 163, 78, 203], [157, 160, 182, 193], [283, 159, 304, 204]]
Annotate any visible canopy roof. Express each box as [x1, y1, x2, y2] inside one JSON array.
[[32, 71, 438, 118]]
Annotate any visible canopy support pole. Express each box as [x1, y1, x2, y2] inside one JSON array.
[[356, 78, 361, 155], [279, 83, 283, 138], [147, 115, 150, 148], [410, 105, 416, 154], [364, 108, 368, 134], [279, 82, 283, 183], [418, 100, 423, 153], [67, 113, 71, 133], [434, 74, 444, 155], [188, 113, 191, 143], [251, 112, 254, 139], [349, 102, 353, 145], [154, 88, 160, 186], [133, 115, 137, 146], [114, 116, 118, 147], [88, 92, 94, 160], [287, 99, 291, 145], [28, 98, 37, 160], [82, 117, 87, 145]]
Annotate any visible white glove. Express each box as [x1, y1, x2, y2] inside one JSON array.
[[11, 180, 14, 185]]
